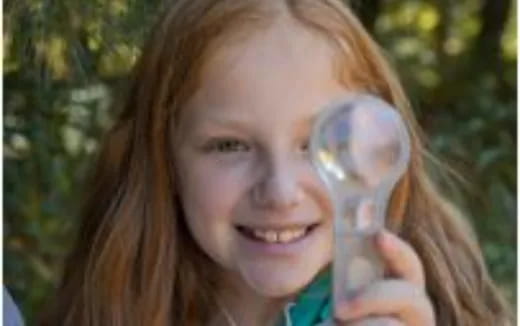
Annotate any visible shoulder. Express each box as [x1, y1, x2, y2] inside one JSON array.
[[3, 287, 24, 326]]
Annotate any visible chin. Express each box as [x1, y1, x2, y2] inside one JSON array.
[[238, 260, 326, 298]]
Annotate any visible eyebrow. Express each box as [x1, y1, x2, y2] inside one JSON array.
[[198, 116, 252, 133], [192, 108, 319, 138]]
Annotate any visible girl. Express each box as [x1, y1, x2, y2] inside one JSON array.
[[43, 0, 513, 325]]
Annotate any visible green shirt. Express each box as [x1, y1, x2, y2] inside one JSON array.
[[278, 269, 332, 326]]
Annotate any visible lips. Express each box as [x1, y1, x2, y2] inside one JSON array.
[[236, 224, 319, 244]]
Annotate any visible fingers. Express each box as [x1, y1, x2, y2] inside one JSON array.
[[334, 229, 433, 325], [335, 280, 435, 325], [376, 230, 425, 287], [325, 316, 404, 326], [344, 317, 405, 326]]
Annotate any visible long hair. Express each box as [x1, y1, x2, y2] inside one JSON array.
[[42, 0, 513, 325]]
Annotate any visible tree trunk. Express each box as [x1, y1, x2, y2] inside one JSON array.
[[476, 0, 512, 63], [347, 0, 382, 33]]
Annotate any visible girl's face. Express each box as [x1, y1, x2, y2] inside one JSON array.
[[176, 21, 347, 298]]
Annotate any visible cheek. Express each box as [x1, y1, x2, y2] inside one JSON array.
[[302, 165, 335, 221], [177, 158, 254, 260], [180, 159, 252, 219]]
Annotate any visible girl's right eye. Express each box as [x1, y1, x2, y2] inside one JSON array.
[[205, 138, 251, 153]]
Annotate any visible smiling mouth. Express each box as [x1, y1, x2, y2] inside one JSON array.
[[235, 224, 319, 244]]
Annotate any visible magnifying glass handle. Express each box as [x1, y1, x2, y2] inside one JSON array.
[[333, 233, 384, 306]]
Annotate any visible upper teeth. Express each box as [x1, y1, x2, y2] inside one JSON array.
[[252, 228, 307, 243]]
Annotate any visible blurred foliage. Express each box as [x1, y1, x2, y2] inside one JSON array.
[[3, 0, 516, 323]]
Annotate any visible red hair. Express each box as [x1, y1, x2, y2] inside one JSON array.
[[42, 1, 513, 325]]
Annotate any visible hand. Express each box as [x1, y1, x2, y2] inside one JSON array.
[[334, 230, 435, 326]]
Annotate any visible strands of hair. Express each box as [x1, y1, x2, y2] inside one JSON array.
[[41, 1, 514, 325]]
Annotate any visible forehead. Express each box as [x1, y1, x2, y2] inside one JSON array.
[[181, 18, 347, 131]]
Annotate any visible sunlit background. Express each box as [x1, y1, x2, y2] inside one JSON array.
[[4, 0, 516, 323]]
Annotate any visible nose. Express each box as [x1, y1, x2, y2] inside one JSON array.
[[251, 154, 305, 211]]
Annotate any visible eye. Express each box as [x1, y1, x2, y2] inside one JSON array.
[[207, 138, 251, 153]]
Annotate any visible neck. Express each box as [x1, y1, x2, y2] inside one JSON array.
[[211, 274, 294, 326]]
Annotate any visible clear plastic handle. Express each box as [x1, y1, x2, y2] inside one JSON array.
[[309, 94, 411, 317]]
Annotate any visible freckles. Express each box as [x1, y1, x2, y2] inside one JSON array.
[[200, 164, 248, 192], [210, 158, 257, 186], [185, 160, 252, 214], [302, 168, 333, 219]]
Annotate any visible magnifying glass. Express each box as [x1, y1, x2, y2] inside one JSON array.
[[309, 94, 411, 311]]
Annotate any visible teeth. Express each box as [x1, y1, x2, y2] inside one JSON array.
[[253, 229, 265, 239], [250, 228, 309, 243], [265, 230, 278, 243], [278, 230, 295, 243]]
